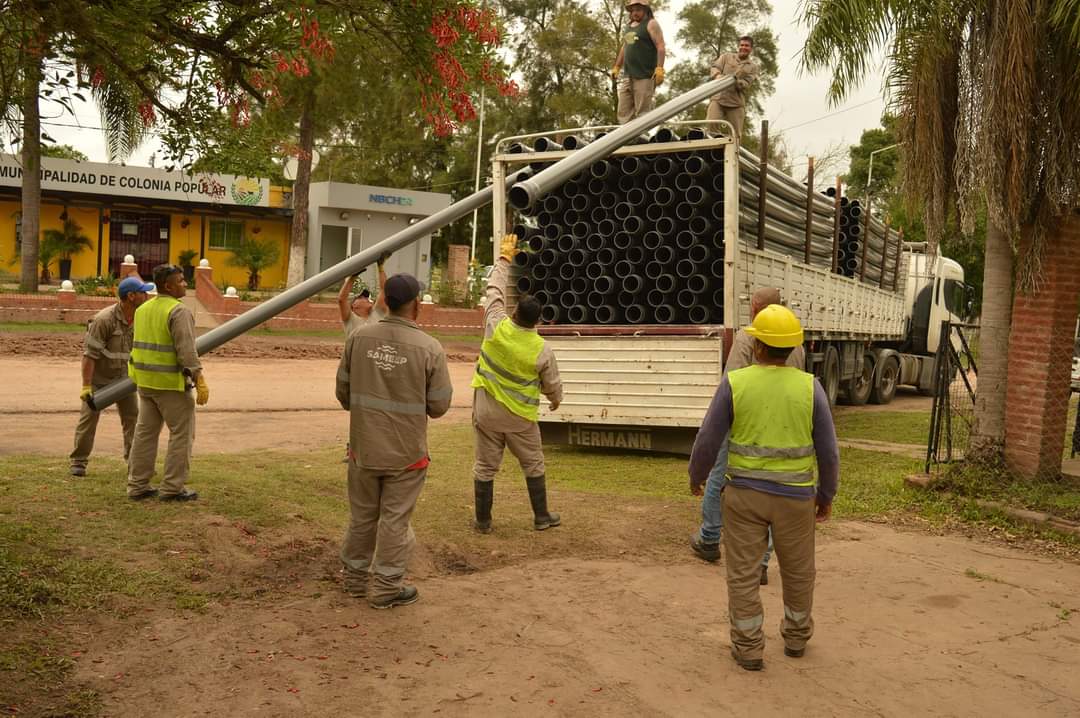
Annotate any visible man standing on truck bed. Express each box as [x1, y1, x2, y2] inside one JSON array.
[[690, 287, 805, 587], [689, 304, 839, 671], [471, 234, 563, 533], [706, 35, 759, 140], [611, 1, 666, 124]]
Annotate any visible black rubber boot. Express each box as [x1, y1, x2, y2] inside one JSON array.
[[525, 475, 560, 530], [474, 480, 493, 534]]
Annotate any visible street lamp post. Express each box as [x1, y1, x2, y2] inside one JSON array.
[[866, 142, 899, 205]]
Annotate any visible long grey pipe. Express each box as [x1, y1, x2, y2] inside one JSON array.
[[507, 77, 736, 209], [88, 167, 533, 411]]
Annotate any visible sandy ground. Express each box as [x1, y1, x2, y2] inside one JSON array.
[[71, 522, 1080, 717], [5, 350, 1080, 715], [0, 351, 930, 457]]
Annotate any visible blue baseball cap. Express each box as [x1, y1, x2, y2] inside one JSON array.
[[118, 276, 155, 298]]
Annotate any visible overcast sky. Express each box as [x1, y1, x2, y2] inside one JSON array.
[[15, 0, 889, 181]]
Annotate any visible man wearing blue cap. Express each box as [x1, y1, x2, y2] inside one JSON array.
[[69, 276, 153, 477]]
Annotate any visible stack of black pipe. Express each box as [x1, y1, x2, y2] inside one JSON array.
[[510, 130, 725, 325], [830, 190, 862, 278]]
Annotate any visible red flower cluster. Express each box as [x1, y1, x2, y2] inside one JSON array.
[[90, 66, 105, 89], [137, 99, 156, 127], [421, 3, 513, 136]]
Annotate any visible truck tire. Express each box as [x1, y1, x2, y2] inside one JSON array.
[[822, 345, 840, 406], [841, 354, 874, 406], [870, 356, 899, 405]]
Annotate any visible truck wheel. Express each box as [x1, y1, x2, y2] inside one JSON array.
[[822, 346, 840, 406], [870, 356, 899, 404], [841, 354, 874, 406]]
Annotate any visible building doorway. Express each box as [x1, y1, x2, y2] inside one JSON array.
[[108, 212, 170, 279]]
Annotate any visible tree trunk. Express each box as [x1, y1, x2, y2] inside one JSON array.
[[19, 56, 42, 293], [967, 220, 1013, 456], [285, 87, 316, 288]]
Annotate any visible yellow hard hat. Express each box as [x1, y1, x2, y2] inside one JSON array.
[[744, 304, 803, 348]]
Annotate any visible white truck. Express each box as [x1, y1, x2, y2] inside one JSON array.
[[493, 126, 970, 453]]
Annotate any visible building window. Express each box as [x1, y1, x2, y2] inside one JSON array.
[[208, 219, 244, 250]]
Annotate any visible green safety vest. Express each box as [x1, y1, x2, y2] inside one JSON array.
[[623, 21, 657, 80], [727, 364, 816, 487], [471, 318, 545, 421], [128, 295, 185, 391]]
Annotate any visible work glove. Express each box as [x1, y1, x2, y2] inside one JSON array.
[[499, 234, 519, 262], [195, 375, 209, 406], [652, 66, 665, 86], [80, 385, 93, 402], [377, 251, 391, 269], [611, 66, 621, 80]]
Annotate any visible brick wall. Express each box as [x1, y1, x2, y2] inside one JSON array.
[[0, 291, 113, 324], [446, 244, 470, 286], [194, 264, 482, 334], [1004, 213, 1080, 479]]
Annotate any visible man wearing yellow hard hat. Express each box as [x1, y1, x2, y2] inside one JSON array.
[[689, 304, 839, 672]]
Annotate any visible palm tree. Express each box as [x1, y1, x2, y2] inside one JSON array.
[[227, 236, 282, 290], [42, 215, 94, 280], [799, 0, 1080, 479]]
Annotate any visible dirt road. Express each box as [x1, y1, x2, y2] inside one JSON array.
[[0, 357, 478, 456], [73, 521, 1080, 717]]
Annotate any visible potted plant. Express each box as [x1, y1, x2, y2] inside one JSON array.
[[226, 236, 281, 291], [36, 234, 62, 284], [42, 216, 93, 281], [178, 249, 199, 284]]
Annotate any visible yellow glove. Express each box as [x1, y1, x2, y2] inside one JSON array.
[[195, 375, 209, 406], [652, 67, 665, 85], [499, 234, 519, 262], [611, 66, 621, 80], [80, 385, 93, 402]]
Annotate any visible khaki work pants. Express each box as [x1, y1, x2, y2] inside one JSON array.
[[472, 389, 545, 482], [617, 77, 656, 125], [723, 485, 816, 661], [706, 101, 745, 141], [70, 385, 139, 469], [127, 388, 195, 497], [341, 464, 427, 602]]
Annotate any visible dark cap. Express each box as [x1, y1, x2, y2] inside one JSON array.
[[383, 273, 422, 310], [351, 288, 371, 302]]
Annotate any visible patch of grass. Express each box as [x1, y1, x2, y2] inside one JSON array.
[[2, 422, 1077, 712], [964, 568, 1001, 583], [0, 320, 85, 334], [834, 411, 930, 446], [934, 458, 1080, 522]]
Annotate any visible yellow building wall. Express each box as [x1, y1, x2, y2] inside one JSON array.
[[0, 199, 291, 288], [0, 200, 103, 278], [0, 200, 19, 274], [202, 216, 291, 290]]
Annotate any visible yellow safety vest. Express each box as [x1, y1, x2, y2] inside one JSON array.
[[727, 364, 816, 487], [128, 295, 185, 391], [471, 317, 545, 421]]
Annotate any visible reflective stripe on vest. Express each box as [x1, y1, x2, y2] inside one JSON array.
[[727, 364, 816, 487], [470, 318, 545, 421], [128, 296, 185, 391]]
